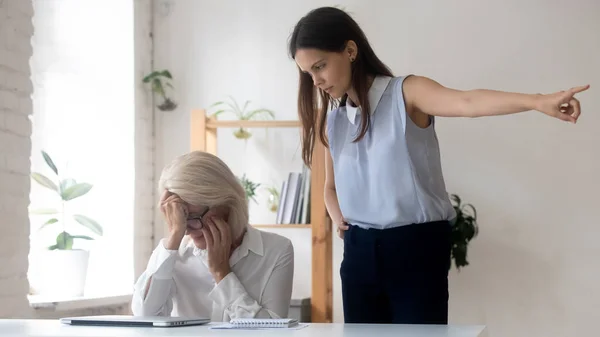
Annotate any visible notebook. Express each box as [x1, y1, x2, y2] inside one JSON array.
[[211, 318, 300, 330]]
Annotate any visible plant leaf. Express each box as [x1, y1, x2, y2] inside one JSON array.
[[241, 100, 251, 113], [61, 183, 93, 201], [55, 232, 73, 250], [224, 102, 241, 117], [29, 208, 58, 215], [244, 108, 275, 120], [142, 71, 161, 83], [152, 78, 165, 97], [41, 151, 58, 175], [160, 70, 173, 79], [39, 218, 58, 231], [31, 172, 58, 192], [228, 95, 242, 114], [462, 203, 477, 220], [71, 235, 94, 240], [73, 214, 103, 236], [209, 101, 225, 108], [210, 109, 227, 117], [450, 194, 461, 206], [59, 178, 76, 194], [48, 244, 59, 250]]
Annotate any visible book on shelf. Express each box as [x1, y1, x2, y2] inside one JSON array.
[[275, 166, 311, 225]]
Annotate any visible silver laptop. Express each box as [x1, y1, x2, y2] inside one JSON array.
[[60, 315, 210, 327]]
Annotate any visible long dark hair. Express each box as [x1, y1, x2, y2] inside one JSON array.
[[288, 7, 393, 167]]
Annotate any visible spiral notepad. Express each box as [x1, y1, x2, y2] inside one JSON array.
[[211, 318, 299, 329]]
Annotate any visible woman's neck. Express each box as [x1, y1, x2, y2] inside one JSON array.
[[346, 75, 375, 108]]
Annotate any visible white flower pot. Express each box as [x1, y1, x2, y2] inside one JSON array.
[[29, 250, 89, 297]]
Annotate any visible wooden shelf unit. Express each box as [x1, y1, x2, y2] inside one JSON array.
[[190, 109, 333, 323]]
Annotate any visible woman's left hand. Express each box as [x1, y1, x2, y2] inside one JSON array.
[[536, 84, 589, 124], [202, 217, 233, 283]]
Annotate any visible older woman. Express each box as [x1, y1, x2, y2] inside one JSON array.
[[131, 151, 294, 321]]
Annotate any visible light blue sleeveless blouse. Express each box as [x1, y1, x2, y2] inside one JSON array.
[[326, 75, 456, 230]]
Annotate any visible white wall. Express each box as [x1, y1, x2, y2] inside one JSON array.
[[0, 0, 155, 318], [151, 0, 600, 335], [0, 0, 35, 318]]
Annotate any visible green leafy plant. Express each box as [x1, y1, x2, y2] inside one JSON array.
[[29, 151, 103, 250], [238, 174, 260, 204], [208, 96, 275, 139], [143, 69, 178, 111], [449, 194, 479, 270]]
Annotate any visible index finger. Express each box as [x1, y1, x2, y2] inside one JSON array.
[[214, 217, 232, 239], [205, 218, 222, 244], [202, 228, 214, 249], [570, 84, 590, 95], [160, 189, 172, 203]]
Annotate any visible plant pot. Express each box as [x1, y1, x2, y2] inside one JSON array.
[[267, 192, 278, 213], [157, 97, 178, 111], [233, 128, 252, 139], [29, 249, 90, 297]]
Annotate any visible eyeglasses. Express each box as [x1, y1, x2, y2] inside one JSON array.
[[186, 207, 209, 230]]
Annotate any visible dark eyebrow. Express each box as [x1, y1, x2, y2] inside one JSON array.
[[311, 59, 325, 70], [300, 59, 325, 74]]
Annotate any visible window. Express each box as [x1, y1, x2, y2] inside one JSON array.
[[28, 0, 135, 298]]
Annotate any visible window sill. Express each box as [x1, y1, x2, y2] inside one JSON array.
[[28, 293, 132, 311]]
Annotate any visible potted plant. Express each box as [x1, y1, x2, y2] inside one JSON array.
[[449, 194, 479, 271], [143, 69, 178, 111], [264, 185, 280, 213], [28, 150, 103, 297], [238, 174, 260, 205], [208, 96, 275, 139]]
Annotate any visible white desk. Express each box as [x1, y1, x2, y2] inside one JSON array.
[[0, 319, 487, 337]]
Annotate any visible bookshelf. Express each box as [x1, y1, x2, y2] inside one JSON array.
[[190, 109, 333, 323]]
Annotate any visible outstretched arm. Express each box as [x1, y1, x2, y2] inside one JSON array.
[[403, 75, 589, 123]]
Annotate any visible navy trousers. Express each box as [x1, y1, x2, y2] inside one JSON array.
[[340, 220, 451, 324]]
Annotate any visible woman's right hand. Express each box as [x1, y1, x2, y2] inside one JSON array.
[[336, 217, 349, 239], [159, 190, 188, 249]]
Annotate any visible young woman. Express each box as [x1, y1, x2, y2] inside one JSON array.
[[288, 6, 588, 324]]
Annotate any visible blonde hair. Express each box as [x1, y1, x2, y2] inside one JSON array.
[[158, 151, 248, 240]]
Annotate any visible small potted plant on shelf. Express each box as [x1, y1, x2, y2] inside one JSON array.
[[264, 185, 280, 213], [143, 69, 178, 111], [28, 150, 103, 297], [208, 96, 275, 140], [449, 194, 479, 271], [238, 174, 260, 205]]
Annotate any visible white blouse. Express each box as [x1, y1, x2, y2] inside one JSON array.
[[131, 226, 294, 322]]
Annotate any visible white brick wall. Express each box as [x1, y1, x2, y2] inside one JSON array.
[[0, 0, 155, 318], [0, 0, 35, 318], [133, 0, 156, 281]]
